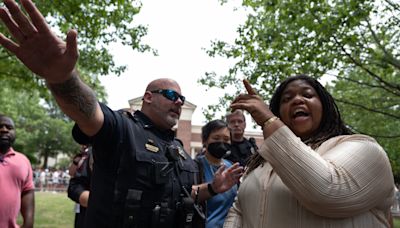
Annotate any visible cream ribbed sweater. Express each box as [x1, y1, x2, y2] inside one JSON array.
[[224, 126, 394, 228]]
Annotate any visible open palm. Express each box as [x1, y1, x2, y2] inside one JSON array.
[[212, 163, 243, 193], [0, 0, 78, 83]]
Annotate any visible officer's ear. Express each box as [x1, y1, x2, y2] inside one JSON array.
[[142, 91, 153, 104]]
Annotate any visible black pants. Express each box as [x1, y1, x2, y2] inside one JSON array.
[[74, 207, 87, 228]]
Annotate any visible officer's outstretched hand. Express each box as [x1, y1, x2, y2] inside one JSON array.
[[211, 163, 243, 194], [0, 0, 78, 83]]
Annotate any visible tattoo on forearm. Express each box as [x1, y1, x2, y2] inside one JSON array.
[[47, 73, 97, 119]]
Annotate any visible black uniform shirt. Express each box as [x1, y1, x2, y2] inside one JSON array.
[[72, 103, 183, 227], [225, 138, 256, 167]]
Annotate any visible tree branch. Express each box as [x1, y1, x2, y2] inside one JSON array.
[[348, 124, 400, 139], [325, 72, 400, 97], [308, 9, 400, 95], [333, 35, 400, 95], [383, 0, 400, 25], [384, 0, 400, 12], [365, 19, 400, 71], [336, 98, 400, 119]]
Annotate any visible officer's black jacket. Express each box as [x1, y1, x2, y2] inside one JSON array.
[[225, 138, 257, 167], [72, 103, 199, 228]]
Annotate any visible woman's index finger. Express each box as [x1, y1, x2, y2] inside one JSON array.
[[243, 79, 257, 95]]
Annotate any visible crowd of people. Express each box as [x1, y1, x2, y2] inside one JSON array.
[[33, 168, 71, 192], [0, 0, 397, 228]]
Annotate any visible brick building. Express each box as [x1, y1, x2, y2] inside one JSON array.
[[128, 97, 263, 158]]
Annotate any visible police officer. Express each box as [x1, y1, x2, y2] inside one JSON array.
[[74, 80, 242, 228], [225, 110, 258, 167], [0, 2, 243, 227], [67, 144, 93, 228]]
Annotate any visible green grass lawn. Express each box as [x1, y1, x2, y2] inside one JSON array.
[[19, 192, 400, 227], [19, 191, 75, 228], [395, 217, 400, 228]]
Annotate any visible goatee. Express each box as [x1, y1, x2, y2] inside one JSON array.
[[0, 142, 11, 154]]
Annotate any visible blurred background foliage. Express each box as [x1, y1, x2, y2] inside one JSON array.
[[201, 0, 400, 180]]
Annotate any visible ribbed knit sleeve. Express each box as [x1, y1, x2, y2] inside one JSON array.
[[259, 126, 394, 218]]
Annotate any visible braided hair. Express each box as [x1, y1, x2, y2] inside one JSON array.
[[245, 74, 352, 176]]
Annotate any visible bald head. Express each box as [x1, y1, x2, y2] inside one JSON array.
[[145, 78, 180, 92]]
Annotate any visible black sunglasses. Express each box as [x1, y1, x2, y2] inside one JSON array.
[[151, 89, 185, 104]]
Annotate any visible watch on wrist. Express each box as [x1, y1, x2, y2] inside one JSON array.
[[207, 183, 218, 196]]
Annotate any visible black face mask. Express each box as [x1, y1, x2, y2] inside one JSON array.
[[207, 142, 231, 159]]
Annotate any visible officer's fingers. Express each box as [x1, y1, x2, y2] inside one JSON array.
[[0, 33, 19, 53], [65, 29, 78, 60], [243, 79, 257, 95]]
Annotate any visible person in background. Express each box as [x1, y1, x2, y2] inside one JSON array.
[[225, 110, 258, 167], [0, 2, 243, 227], [39, 168, 47, 191], [196, 120, 239, 228], [69, 144, 90, 177], [392, 184, 400, 212], [68, 144, 93, 228], [396, 184, 400, 211], [0, 114, 34, 228], [224, 75, 395, 228]]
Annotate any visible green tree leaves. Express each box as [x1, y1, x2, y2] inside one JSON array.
[[0, 0, 151, 166], [0, 82, 79, 167], [202, 0, 400, 179], [0, 0, 152, 96]]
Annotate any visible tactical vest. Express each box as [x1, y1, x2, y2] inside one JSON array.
[[111, 113, 200, 228], [226, 138, 258, 167]]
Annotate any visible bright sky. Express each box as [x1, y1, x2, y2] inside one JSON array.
[[100, 0, 247, 126]]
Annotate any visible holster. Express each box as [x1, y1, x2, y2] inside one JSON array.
[[151, 202, 175, 228], [122, 189, 142, 228], [176, 196, 195, 228]]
